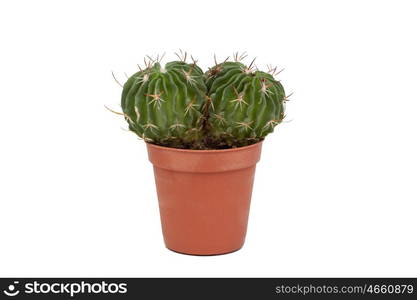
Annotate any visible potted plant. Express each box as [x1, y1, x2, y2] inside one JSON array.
[[110, 52, 289, 255]]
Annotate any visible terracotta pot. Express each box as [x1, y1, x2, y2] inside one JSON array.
[[146, 141, 263, 255]]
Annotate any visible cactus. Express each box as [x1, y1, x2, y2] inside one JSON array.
[[205, 59, 287, 146], [114, 52, 289, 149], [121, 59, 207, 148]]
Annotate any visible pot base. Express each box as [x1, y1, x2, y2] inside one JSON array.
[[166, 245, 244, 256]]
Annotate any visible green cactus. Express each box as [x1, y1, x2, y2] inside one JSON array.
[[205, 59, 287, 146], [114, 53, 290, 149], [121, 60, 207, 147]]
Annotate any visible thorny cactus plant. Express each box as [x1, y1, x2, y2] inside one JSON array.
[[110, 51, 291, 149], [205, 53, 289, 147], [116, 52, 207, 148]]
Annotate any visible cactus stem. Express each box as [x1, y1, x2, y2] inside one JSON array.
[[111, 71, 123, 87]]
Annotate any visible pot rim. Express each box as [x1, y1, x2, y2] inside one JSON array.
[[145, 140, 263, 154]]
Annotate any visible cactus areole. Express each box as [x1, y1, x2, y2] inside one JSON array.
[[119, 54, 289, 149]]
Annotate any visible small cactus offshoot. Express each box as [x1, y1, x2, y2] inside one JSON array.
[[111, 52, 291, 149]]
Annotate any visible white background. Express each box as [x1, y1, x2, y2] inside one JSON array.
[[1, 0, 416, 277]]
